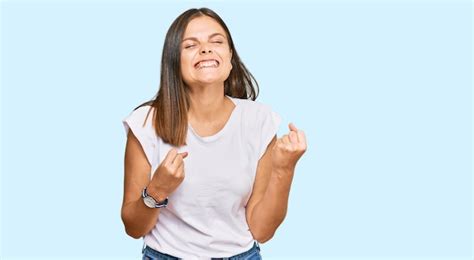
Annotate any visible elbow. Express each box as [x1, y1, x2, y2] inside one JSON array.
[[121, 212, 146, 239], [250, 216, 285, 244], [122, 218, 144, 239], [123, 219, 149, 239], [125, 227, 145, 239], [250, 225, 277, 244], [258, 237, 272, 244], [254, 232, 275, 244]]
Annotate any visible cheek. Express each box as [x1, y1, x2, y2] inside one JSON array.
[[218, 51, 232, 69], [181, 51, 195, 65], [180, 54, 194, 76], [225, 56, 233, 71]]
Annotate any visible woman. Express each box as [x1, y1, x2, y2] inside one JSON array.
[[121, 7, 307, 259]]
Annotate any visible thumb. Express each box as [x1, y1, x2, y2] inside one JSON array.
[[288, 122, 298, 132], [178, 152, 189, 159]]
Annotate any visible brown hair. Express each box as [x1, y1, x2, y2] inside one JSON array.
[[135, 7, 258, 146]]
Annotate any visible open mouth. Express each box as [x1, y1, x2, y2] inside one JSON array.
[[194, 59, 220, 69]]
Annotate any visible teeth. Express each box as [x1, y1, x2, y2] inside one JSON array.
[[196, 60, 218, 69]]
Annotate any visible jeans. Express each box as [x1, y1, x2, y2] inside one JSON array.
[[142, 242, 262, 260]]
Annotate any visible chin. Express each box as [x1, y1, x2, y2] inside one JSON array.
[[196, 76, 227, 85], [198, 80, 224, 86]]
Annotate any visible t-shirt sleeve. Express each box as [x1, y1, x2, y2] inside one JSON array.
[[256, 106, 282, 160], [122, 106, 157, 166]]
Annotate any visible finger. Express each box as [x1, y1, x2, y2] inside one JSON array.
[[164, 148, 178, 165], [172, 153, 185, 167], [289, 131, 298, 144], [289, 123, 301, 142], [282, 135, 290, 144], [289, 122, 298, 132], [297, 130, 307, 146], [176, 163, 185, 176], [179, 152, 188, 159]]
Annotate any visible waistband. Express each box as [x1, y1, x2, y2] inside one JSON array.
[[142, 241, 260, 260]]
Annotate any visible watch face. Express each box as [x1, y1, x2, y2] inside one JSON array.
[[143, 196, 156, 208]]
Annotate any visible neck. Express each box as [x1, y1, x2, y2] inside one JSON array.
[[187, 84, 228, 123]]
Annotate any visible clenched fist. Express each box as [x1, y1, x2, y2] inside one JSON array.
[[272, 123, 307, 172], [146, 148, 188, 201]]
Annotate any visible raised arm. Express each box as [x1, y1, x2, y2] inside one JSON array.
[[121, 130, 187, 239], [245, 123, 307, 243]]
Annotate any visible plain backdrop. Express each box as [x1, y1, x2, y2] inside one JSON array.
[[1, 0, 472, 259]]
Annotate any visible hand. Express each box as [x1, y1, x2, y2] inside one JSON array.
[[147, 148, 188, 201], [272, 123, 307, 171]]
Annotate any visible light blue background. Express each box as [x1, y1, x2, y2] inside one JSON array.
[[1, 0, 472, 259]]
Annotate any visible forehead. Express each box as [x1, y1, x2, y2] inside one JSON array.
[[183, 16, 227, 38]]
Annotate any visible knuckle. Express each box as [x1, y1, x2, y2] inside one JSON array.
[[172, 172, 181, 179]]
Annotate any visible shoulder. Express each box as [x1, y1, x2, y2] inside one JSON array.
[[232, 97, 282, 160], [122, 105, 157, 140], [232, 97, 281, 133], [130, 105, 154, 118], [233, 97, 274, 116], [125, 105, 155, 127]]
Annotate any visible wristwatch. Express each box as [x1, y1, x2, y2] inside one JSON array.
[[142, 187, 169, 208]]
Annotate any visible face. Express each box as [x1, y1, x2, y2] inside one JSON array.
[[180, 16, 233, 87]]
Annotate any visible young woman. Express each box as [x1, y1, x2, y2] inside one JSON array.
[[121, 7, 307, 259]]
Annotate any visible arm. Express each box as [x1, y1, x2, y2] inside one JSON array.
[[121, 130, 162, 239], [245, 123, 307, 243], [121, 130, 188, 239], [245, 136, 292, 243]]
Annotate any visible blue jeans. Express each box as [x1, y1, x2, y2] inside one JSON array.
[[142, 242, 262, 260]]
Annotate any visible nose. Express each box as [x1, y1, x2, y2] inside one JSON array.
[[200, 44, 212, 54]]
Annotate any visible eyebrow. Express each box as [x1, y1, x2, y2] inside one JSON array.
[[182, 33, 226, 42]]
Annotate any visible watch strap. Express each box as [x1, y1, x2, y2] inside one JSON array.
[[142, 187, 168, 208]]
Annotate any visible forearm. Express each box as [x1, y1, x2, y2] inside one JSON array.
[[250, 167, 295, 242], [121, 194, 162, 239]]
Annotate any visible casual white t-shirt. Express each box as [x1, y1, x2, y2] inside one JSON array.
[[122, 95, 281, 259]]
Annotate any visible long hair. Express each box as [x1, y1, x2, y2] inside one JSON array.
[[135, 8, 259, 147]]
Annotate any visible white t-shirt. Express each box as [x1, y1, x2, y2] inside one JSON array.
[[122, 95, 281, 259]]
